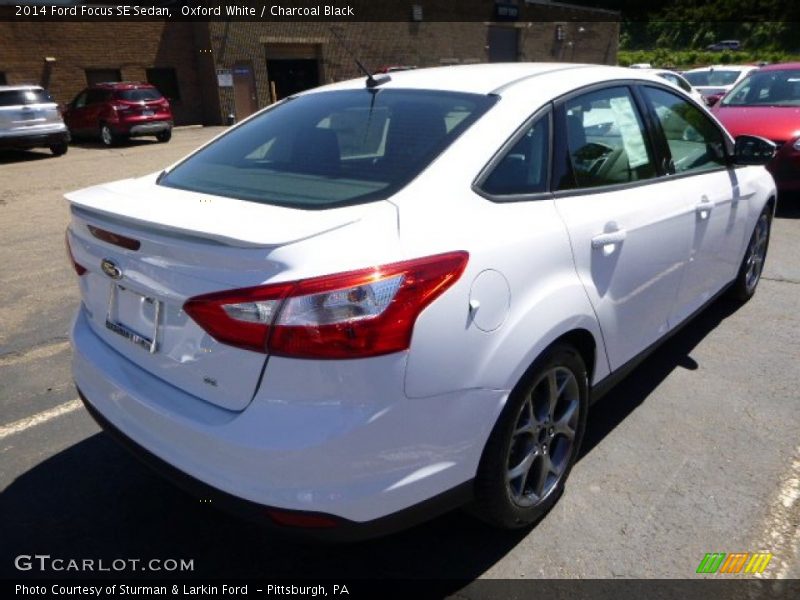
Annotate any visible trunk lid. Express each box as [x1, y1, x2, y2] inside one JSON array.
[[66, 175, 399, 411]]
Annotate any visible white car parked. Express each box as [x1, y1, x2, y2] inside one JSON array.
[[67, 64, 776, 539], [683, 65, 758, 105], [637, 68, 707, 105], [0, 85, 70, 155]]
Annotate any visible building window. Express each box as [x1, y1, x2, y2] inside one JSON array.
[[146, 68, 180, 102], [85, 68, 122, 85], [0, 72, 6, 85]]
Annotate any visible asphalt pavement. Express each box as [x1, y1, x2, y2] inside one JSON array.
[[1, 128, 798, 585]]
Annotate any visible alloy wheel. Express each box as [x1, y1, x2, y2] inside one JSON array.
[[506, 366, 580, 507], [745, 214, 769, 293]]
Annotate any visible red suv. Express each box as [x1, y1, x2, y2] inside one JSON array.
[[64, 82, 173, 146]]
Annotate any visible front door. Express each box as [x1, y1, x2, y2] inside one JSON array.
[[638, 85, 746, 325]]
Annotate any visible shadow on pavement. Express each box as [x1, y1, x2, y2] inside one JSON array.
[[0, 149, 58, 163], [775, 192, 800, 219], [0, 296, 743, 582], [580, 294, 739, 459], [70, 138, 160, 150]]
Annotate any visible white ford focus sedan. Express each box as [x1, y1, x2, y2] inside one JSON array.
[[67, 64, 776, 539]]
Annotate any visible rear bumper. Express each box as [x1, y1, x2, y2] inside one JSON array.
[[0, 129, 69, 149], [71, 308, 504, 536], [116, 120, 172, 137], [78, 388, 473, 541]]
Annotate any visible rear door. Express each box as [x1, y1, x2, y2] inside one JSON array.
[[552, 84, 694, 370], [638, 84, 745, 325], [65, 91, 89, 134], [84, 89, 109, 134]]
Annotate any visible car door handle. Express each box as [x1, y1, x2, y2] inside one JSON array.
[[695, 197, 714, 219], [591, 229, 627, 249]]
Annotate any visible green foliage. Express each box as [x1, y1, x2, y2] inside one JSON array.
[[617, 48, 800, 69], [620, 0, 800, 53]]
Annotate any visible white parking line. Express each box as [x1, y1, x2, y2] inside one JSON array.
[[0, 340, 70, 368], [0, 399, 82, 441], [753, 445, 800, 579]]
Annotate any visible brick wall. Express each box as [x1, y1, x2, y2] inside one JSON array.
[[209, 18, 619, 123], [0, 12, 619, 127], [0, 22, 205, 125]]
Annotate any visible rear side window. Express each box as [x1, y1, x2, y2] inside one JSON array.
[[642, 86, 727, 174], [481, 112, 550, 197], [160, 89, 497, 209], [116, 88, 163, 102], [559, 86, 656, 190], [0, 89, 54, 106], [684, 70, 741, 87]]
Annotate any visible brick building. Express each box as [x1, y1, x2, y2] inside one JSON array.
[[0, 3, 619, 126]]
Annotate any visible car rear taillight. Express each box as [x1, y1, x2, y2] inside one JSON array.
[[183, 252, 469, 357], [111, 104, 132, 112], [65, 231, 86, 276]]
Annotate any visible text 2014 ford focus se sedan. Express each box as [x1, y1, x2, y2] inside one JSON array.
[[66, 64, 776, 539]]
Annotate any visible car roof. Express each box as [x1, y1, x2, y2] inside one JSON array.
[[89, 81, 156, 90], [684, 65, 755, 73], [638, 68, 683, 77], [305, 63, 665, 96], [758, 62, 800, 71], [0, 84, 44, 91]]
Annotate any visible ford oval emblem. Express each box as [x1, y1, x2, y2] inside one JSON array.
[[101, 258, 122, 280]]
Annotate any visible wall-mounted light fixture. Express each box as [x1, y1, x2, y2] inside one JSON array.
[[411, 4, 423, 21]]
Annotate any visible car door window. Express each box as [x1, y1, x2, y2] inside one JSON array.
[[561, 86, 656, 189], [86, 90, 106, 105], [642, 86, 727, 174], [481, 112, 550, 197], [73, 92, 88, 109]]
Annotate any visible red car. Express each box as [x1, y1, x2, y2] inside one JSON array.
[[712, 63, 800, 194], [63, 82, 173, 147]]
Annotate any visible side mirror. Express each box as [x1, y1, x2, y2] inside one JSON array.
[[732, 135, 776, 166]]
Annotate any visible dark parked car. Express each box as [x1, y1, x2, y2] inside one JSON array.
[[712, 62, 800, 195], [0, 85, 70, 156], [707, 40, 741, 51], [63, 82, 173, 146]]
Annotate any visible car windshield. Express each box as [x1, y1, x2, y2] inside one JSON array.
[[0, 89, 54, 106], [720, 69, 800, 107], [116, 89, 163, 101], [159, 88, 497, 209], [684, 70, 741, 87]]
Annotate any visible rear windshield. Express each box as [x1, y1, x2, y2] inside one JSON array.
[[0, 89, 54, 106], [683, 70, 741, 87], [116, 88, 162, 101], [159, 89, 497, 209], [720, 69, 800, 107]]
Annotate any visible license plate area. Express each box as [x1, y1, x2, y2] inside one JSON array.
[[141, 110, 154, 116], [105, 284, 160, 353]]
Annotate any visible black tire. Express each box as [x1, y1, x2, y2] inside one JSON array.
[[729, 205, 772, 303], [100, 123, 118, 147], [49, 143, 68, 156], [472, 343, 588, 529], [156, 129, 172, 143]]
